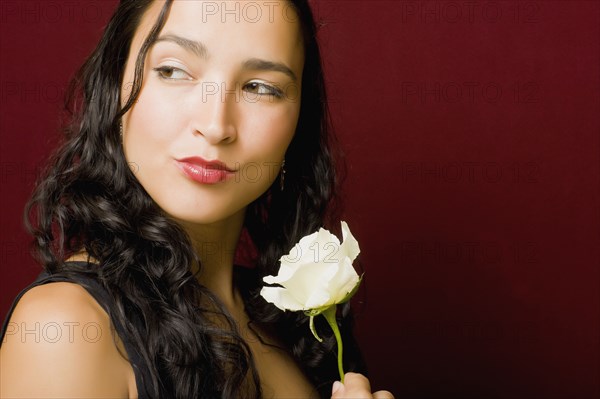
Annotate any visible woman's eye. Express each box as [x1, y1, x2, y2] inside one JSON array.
[[152, 66, 192, 81], [244, 82, 284, 99]]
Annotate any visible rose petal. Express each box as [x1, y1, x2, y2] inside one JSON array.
[[316, 227, 341, 257], [280, 261, 339, 305], [340, 221, 360, 262], [261, 222, 362, 312], [290, 231, 322, 264], [338, 273, 363, 304], [260, 286, 305, 311], [330, 257, 361, 303], [263, 262, 296, 284], [304, 289, 332, 309]]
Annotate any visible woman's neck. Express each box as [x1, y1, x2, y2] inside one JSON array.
[[180, 208, 247, 311]]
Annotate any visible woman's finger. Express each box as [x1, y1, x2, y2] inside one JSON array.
[[373, 390, 395, 399], [342, 372, 372, 392], [331, 373, 394, 399], [331, 373, 374, 398]]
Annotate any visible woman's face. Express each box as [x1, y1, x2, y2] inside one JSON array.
[[121, 0, 304, 224]]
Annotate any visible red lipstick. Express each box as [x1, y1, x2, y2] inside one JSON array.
[[174, 156, 236, 184]]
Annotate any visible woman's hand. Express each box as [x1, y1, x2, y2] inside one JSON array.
[[331, 372, 395, 399]]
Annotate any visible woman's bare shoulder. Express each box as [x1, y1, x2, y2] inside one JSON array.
[[11, 281, 104, 316], [0, 281, 133, 398]]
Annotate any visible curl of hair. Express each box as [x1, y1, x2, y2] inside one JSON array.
[[24, 0, 366, 397]]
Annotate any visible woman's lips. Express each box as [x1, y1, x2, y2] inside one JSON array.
[[177, 156, 235, 172], [174, 159, 236, 184]]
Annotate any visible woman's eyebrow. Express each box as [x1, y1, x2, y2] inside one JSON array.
[[242, 58, 297, 82], [155, 33, 209, 59], [154, 33, 298, 82]]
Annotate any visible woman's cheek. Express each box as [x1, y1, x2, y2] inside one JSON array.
[[137, 87, 179, 142], [247, 106, 298, 148]]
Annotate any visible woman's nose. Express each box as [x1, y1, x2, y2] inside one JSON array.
[[190, 81, 238, 145]]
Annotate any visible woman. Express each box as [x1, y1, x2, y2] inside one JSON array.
[[0, 1, 394, 398]]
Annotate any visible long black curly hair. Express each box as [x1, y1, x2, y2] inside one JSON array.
[[24, 0, 365, 397]]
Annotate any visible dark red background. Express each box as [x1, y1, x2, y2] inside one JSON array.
[[1, 1, 598, 397]]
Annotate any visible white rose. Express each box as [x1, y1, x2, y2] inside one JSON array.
[[260, 221, 361, 312]]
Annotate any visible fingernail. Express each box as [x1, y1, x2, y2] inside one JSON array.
[[332, 381, 343, 395]]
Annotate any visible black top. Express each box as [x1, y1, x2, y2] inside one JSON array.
[[0, 261, 151, 398]]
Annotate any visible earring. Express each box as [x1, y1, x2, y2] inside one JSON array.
[[119, 121, 123, 142], [279, 159, 286, 191]]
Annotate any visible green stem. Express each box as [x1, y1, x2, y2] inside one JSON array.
[[322, 305, 345, 383]]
